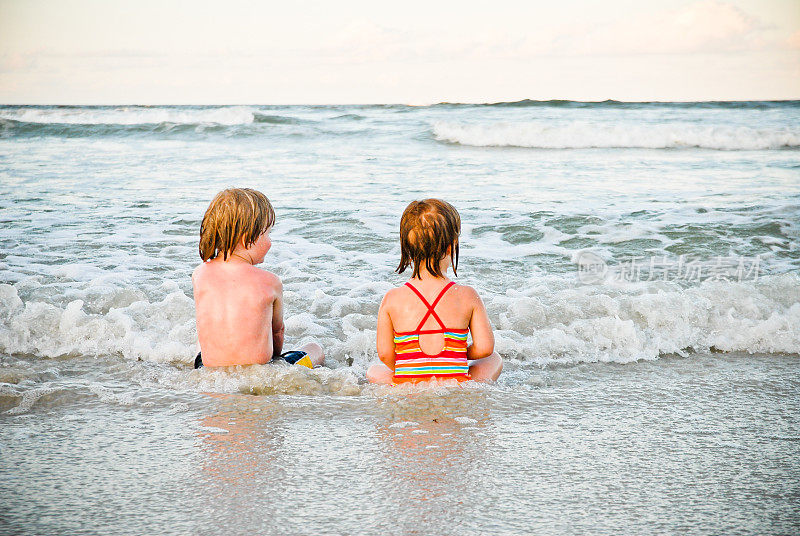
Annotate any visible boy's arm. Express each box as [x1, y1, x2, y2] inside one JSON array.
[[271, 277, 285, 357], [376, 293, 396, 370], [466, 287, 495, 360]]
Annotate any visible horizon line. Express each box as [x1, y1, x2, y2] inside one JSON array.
[[2, 98, 799, 107]]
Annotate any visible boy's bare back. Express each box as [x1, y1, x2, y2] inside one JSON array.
[[192, 188, 285, 367], [192, 260, 283, 367]]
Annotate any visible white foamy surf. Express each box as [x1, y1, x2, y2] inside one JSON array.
[[0, 106, 258, 125], [433, 121, 800, 150], [1, 272, 797, 373]]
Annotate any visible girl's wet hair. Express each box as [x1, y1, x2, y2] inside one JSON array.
[[397, 199, 460, 279], [199, 188, 275, 261]]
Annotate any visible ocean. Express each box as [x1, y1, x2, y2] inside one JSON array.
[[1, 101, 798, 535]]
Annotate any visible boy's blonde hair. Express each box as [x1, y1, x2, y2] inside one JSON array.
[[199, 188, 275, 261], [397, 199, 460, 279]]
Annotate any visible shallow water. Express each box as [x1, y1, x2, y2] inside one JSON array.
[[1, 101, 799, 534], [1, 352, 798, 535]]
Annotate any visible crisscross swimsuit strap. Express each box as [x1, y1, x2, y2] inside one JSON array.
[[405, 281, 453, 333], [392, 281, 470, 382]]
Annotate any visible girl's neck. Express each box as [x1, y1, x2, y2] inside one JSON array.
[[411, 272, 450, 282], [410, 257, 452, 283]]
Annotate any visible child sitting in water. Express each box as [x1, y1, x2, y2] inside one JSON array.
[[192, 188, 324, 369], [367, 199, 502, 384]]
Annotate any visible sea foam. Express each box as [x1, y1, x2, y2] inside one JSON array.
[[433, 121, 800, 150], [1, 272, 797, 371], [0, 106, 257, 126]]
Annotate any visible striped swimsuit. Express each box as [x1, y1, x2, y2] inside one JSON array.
[[392, 281, 471, 384]]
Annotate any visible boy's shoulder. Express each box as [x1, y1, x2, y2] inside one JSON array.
[[242, 266, 283, 294], [259, 269, 283, 291], [191, 261, 210, 285], [192, 261, 282, 292]]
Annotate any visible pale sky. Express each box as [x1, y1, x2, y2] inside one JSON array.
[[0, 0, 798, 104]]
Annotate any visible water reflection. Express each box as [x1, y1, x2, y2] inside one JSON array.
[[370, 386, 496, 535], [193, 393, 287, 533], [197, 393, 284, 485]]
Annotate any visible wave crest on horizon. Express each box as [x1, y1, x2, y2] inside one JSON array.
[[432, 120, 800, 150]]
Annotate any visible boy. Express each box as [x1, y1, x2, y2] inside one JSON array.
[[192, 188, 324, 368]]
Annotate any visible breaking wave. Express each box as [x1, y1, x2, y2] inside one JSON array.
[[433, 121, 800, 150], [436, 99, 800, 110], [1, 273, 797, 370]]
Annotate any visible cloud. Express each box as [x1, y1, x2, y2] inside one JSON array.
[[251, 1, 774, 63], [0, 1, 780, 71], [0, 53, 38, 73], [532, 0, 768, 57], [787, 30, 800, 49]]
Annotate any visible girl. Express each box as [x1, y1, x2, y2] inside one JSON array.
[[367, 199, 503, 384]]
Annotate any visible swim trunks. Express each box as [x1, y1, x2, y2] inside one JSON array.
[[194, 350, 313, 369]]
